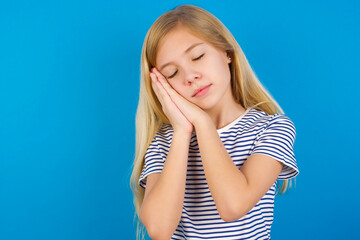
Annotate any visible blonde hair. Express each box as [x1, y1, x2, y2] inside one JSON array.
[[130, 5, 296, 240]]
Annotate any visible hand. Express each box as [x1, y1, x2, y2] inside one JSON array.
[[151, 68, 209, 131], [150, 68, 193, 134]]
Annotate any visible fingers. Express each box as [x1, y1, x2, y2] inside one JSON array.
[[152, 68, 178, 97], [150, 71, 172, 107], [149, 67, 201, 126], [150, 67, 187, 109]]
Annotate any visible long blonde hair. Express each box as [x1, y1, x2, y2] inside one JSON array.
[[130, 5, 296, 239]]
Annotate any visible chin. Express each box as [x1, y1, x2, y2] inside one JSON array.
[[189, 93, 219, 110], [195, 101, 217, 110]]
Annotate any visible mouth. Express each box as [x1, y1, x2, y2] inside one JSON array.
[[192, 84, 212, 97]]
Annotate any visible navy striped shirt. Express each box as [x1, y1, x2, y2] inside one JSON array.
[[139, 108, 299, 239]]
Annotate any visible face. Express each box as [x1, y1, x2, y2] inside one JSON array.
[[155, 25, 233, 111]]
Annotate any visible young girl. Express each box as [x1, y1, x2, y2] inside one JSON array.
[[130, 5, 299, 240]]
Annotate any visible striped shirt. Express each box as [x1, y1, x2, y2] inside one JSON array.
[[139, 108, 299, 239]]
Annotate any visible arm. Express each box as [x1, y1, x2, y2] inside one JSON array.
[[194, 115, 284, 222], [140, 131, 191, 240]]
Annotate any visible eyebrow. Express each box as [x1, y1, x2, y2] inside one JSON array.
[[158, 42, 204, 71]]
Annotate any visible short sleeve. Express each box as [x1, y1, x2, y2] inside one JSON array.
[[250, 114, 299, 180], [138, 134, 166, 189]]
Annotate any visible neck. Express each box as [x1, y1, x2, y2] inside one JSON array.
[[205, 94, 246, 130]]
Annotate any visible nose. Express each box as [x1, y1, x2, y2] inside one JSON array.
[[184, 69, 201, 85]]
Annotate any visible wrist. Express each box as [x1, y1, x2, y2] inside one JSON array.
[[193, 113, 212, 129], [173, 129, 193, 140]]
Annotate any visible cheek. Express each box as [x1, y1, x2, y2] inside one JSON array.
[[168, 81, 181, 92], [167, 80, 176, 89], [169, 81, 187, 97], [212, 56, 231, 80]]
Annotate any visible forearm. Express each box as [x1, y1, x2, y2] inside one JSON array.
[[194, 116, 248, 221], [140, 131, 191, 239]]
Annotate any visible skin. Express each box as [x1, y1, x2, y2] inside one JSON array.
[[153, 24, 246, 132], [141, 25, 284, 239]]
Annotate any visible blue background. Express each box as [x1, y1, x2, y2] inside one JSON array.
[[1, 0, 359, 239]]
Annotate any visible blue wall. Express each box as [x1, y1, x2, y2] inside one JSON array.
[[1, 0, 359, 239]]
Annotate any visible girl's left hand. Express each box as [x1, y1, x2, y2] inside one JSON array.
[[152, 68, 209, 127]]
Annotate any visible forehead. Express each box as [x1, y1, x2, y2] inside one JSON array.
[[156, 26, 205, 65]]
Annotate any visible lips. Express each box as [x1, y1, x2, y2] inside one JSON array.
[[192, 84, 212, 97]]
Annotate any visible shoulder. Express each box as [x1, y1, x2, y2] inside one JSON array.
[[145, 123, 174, 161], [247, 109, 296, 144], [149, 123, 174, 149], [246, 108, 295, 130], [156, 123, 174, 140]]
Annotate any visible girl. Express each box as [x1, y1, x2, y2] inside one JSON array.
[[130, 5, 299, 240]]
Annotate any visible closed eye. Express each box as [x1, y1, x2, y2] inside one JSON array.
[[167, 53, 205, 79], [193, 53, 205, 61], [168, 70, 178, 79]]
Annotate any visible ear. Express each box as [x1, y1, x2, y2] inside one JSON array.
[[226, 51, 232, 64]]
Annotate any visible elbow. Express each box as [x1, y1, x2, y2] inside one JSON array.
[[219, 211, 241, 223], [140, 209, 174, 240], [146, 224, 174, 240], [220, 211, 246, 223], [218, 203, 248, 222]]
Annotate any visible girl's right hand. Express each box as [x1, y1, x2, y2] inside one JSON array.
[[150, 69, 194, 135]]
